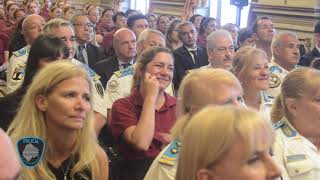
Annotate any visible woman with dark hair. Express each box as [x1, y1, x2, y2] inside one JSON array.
[[189, 14, 202, 33], [13, 8, 26, 22], [3, 3, 18, 28], [0, 34, 69, 130], [7, 17, 27, 58], [196, 17, 217, 48], [165, 19, 182, 50], [97, 8, 115, 36], [111, 46, 177, 180]]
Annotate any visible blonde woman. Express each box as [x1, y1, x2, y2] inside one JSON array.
[[8, 61, 108, 179], [144, 68, 244, 180], [272, 67, 320, 180], [232, 46, 272, 119], [176, 106, 281, 180]]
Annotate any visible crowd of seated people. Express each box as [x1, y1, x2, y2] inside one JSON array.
[[0, 1, 320, 179]]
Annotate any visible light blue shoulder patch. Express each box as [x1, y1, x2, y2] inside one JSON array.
[[158, 139, 181, 166], [79, 63, 100, 81], [270, 65, 282, 73], [262, 92, 274, 103], [12, 47, 29, 57], [114, 66, 134, 78], [273, 120, 285, 130]]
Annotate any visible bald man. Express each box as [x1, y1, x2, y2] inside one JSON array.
[[93, 28, 137, 87], [0, 129, 21, 179], [6, 14, 45, 93]]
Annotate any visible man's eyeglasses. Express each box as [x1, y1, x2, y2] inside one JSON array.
[[73, 23, 94, 28]]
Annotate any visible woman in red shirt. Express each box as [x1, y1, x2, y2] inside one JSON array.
[[111, 47, 176, 180]]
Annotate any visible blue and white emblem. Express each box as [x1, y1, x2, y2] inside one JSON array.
[[16, 136, 45, 168]]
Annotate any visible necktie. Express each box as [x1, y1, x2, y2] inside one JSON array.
[[189, 50, 200, 67], [77, 44, 86, 64]]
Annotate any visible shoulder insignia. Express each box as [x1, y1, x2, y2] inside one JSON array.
[[158, 139, 181, 166], [12, 47, 29, 57], [269, 73, 281, 88], [282, 123, 297, 138], [106, 79, 119, 92], [95, 82, 104, 98], [80, 63, 100, 82], [262, 92, 273, 103], [11, 64, 26, 81], [115, 66, 134, 78], [270, 65, 282, 73], [273, 120, 285, 130], [286, 154, 307, 163]]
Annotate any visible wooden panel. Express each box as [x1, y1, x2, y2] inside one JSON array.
[[149, 0, 185, 16]]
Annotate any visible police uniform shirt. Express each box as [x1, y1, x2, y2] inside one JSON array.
[[6, 45, 30, 93], [272, 117, 320, 180], [71, 59, 108, 118], [105, 65, 174, 109], [144, 139, 180, 180], [267, 61, 290, 98], [259, 91, 274, 121]]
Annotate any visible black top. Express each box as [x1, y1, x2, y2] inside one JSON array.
[[48, 156, 91, 180], [0, 87, 26, 130]]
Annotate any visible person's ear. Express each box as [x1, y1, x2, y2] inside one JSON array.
[[285, 98, 298, 117], [35, 94, 48, 112], [196, 168, 216, 180]]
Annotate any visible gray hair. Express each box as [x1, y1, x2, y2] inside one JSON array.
[[207, 29, 233, 50], [138, 28, 164, 44], [271, 31, 298, 55], [43, 18, 74, 35]]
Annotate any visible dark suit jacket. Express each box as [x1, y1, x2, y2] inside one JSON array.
[[75, 42, 106, 69], [173, 45, 208, 91], [299, 47, 320, 67], [93, 55, 119, 88]]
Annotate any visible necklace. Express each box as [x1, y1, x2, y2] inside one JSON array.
[[61, 157, 72, 180]]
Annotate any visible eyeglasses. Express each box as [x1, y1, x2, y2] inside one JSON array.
[[73, 23, 94, 28], [215, 46, 234, 54]]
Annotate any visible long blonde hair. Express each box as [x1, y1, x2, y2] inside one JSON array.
[[271, 67, 320, 122], [176, 105, 274, 180], [171, 68, 242, 138], [7, 61, 100, 180]]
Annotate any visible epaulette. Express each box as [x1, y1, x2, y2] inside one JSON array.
[[12, 47, 29, 57], [80, 63, 100, 82], [262, 92, 273, 103], [158, 139, 181, 166], [281, 123, 297, 138], [114, 66, 134, 78], [273, 120, 285, 130], [269, 65, 282, 73]]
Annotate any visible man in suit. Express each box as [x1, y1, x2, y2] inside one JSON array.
[[299, 20, 320, 66], [71, 14, 105, 68], [94, 28, 137, 87], [173, 21, 208, 91]]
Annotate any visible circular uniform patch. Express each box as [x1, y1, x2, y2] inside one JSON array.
[[269, 73, 281, 88], [95, 82, 104, 98], [107, 79, 119, 92]]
